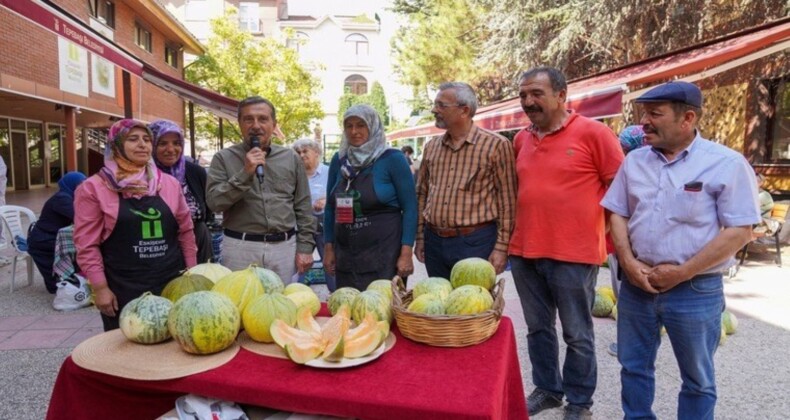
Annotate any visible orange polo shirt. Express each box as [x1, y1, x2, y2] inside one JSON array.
[[508, 112, 624, 265]]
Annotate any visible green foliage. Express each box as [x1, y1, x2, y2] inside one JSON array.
[[337, 82, 390, 127], [392, 0, 788, 105], [186, 10, 324, 143]]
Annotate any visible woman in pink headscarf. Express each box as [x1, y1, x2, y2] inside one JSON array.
[[74, 119, 197, 331]]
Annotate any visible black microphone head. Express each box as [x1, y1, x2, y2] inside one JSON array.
[[250, 135, 260, 148]]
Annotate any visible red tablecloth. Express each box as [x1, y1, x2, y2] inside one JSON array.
[[47, 313, 527, 420]]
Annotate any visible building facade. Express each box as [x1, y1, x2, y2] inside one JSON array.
[[164, 0, 412, 149], [0, 0, 203, 190]]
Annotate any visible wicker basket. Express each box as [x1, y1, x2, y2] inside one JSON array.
[[391, 276, 505, 347]]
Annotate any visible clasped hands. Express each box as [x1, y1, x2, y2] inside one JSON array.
[[621, 258, 691, 294]]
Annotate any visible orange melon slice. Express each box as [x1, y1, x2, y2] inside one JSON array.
[[344, 329, 382, 359], [296, 306, 323, 343], [284, 336, 324, 364], [320, 311, 351, 362], [270, 319, 314, 348]]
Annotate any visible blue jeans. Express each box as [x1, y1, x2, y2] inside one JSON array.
[[423, 224, 497, 279], [510, 257, 598, 408], [618, 273, 724, 420]]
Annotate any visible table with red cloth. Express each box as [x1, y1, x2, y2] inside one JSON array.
[[47, 312, 527, 420]]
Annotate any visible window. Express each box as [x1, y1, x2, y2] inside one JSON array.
[[135, 23, 152, 52], [767, 76, 790, 161], [238, 2, 260, 33], [286, 31, 310, 53], [165, 45, 179, 68], [90, 0, 115, 28], [344, 74, 368, 95], [345, 33, 369, 56]]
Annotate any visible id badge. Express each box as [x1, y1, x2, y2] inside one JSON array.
[[336, 193, 354, 224]]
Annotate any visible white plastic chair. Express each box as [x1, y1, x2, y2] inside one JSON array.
[[0, 205, 38, 292]]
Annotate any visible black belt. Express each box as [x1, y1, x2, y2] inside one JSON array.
[[224, 228, 296, 243]]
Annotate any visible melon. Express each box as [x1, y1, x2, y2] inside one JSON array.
[[167, 291, 240, 355], [187, 262, 232, 283], [288, 290, 321, 317], [721, 310, 738, 335], [283, 282, 313, 296], [251, 265, 285, 294], [445, 285, 493, 315], [407, 294, 446, 315], [328, 287, 361, 316], [296, 306, 324, 342], [211, 267, 264, 313], [366, 280, 393, 301], [242, 293, 298, 343], [413, 277, 453, 301], [119, 292, 173, 344], [284, 337, 325, 364], [351, 290, 392, 324], [161, 272, 214, 303], [270, 319, 315, 348], [592, 293, 614, 318], [597, 286, 616, 304], [610, 304, 618, 320], [450, 257, 496, 290], [320, 309, 351, 362]]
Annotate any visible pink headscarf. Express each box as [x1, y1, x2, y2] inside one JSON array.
[[99, 119, 160, 197]]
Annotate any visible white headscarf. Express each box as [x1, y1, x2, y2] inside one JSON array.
[[339, 104, 388, 170]]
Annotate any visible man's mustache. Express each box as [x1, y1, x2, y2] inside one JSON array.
[[523, 105, 542, 113]]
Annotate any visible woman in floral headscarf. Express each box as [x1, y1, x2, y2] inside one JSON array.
[[27, 171, 87, 293], [74, 119, 197, 331], [149, 119, 213, 263], [323, 104, 417, 290]]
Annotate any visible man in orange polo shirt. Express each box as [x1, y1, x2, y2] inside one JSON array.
[[509, 67, 624, 420]]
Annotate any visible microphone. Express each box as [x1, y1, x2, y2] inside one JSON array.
[[251, 135, 265, 184]]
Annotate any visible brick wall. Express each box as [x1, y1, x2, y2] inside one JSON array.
[[0, 8, 60, 87]]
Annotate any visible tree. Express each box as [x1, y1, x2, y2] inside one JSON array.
[[337, 81, 391, 127], [186, 10, 324, 143], [391, 0, 789, 103], [391, 0, 499, 108], [473, 0, 789, 87]]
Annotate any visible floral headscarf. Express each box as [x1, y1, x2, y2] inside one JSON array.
[[148, 119, 186, 184], [100, 119, 160, 197], [57, 171, 87, 199], [619, 125, 646, 154], [339, 105, 388, 177]]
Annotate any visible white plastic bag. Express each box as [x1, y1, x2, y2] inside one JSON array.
[[175, 394, 249, 420], [53, 274, 92, 311]]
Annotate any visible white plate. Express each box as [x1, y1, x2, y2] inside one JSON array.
[[304, 342, 387, 369]]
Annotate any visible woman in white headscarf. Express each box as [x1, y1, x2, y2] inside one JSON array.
[[323, 104, 417, 290]]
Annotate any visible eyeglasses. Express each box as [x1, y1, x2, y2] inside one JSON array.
[[433, 101, 463, 109]]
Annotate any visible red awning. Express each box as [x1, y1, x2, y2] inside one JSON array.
[[141, 65, 239, 120], [387, 18, 790, 142]]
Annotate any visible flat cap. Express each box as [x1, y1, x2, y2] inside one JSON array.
[[635, 81, 702, 108]]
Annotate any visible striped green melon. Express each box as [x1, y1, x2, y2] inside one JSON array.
[[592, 293, 614, 318], [167, 291, 240, 354], [413, 277, 453, 301], [211, 267, 264, 313], [161, 272, 214, 303], [119, 292, 173, 344], [251, 265, 285, 294], [328, 287, 361, 316], [450, 257, 496, 291], [187, 262, 232, 283], [366, 280, 393, 302], [721, 310, 738, 335], [445, 285, 493, 315], [351, 290, 392, 324], [242, 293, 298, 343], [407, 294, 446, 315]]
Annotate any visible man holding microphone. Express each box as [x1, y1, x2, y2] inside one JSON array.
[[207, 96, 315, 283]]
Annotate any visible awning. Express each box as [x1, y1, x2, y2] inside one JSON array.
[[141, 65, 239, 121], [387, 17, 790, 142]]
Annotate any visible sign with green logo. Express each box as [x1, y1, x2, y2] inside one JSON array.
[[130, 208, 163, 239]]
